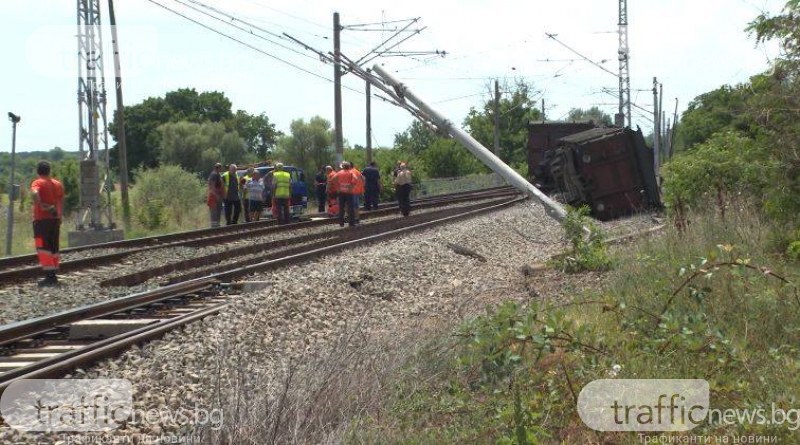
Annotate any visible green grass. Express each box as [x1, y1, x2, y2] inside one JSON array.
[[0, 191, 209, 257], [346, 205, 800, 444]]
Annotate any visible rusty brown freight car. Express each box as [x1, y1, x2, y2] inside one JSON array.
[[549, 127, 660, 220], [527, 122, 596, 184]]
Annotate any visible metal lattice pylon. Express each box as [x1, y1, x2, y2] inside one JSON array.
[[617, 0, 631, 128], [77, 0, 113, 230]]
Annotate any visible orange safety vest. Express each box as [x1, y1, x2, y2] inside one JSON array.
[[352, 168, 364, 195], [335, 169, 357, 194], [327, 171, 339, 194], [31, 177, 64, 220]]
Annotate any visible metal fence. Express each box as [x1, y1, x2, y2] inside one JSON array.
[[412, 173, 508, 199]]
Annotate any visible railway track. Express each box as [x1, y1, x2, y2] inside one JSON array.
[[0, 194, 524, 394], [0, 186, 511, 271], [0, 187, 516, 285]]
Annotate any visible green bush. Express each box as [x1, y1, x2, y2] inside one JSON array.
[[131, 165, 205, 227], [137, 199, 167, 230], [661, 131, 772, 215], [787, 241, 800, 260], [550, 206, 612, 273]]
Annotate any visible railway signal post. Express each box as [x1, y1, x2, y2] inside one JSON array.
[[5, 112, 21, 256]]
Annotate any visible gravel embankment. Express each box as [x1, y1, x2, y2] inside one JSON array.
[[0, 201, 656, 444], [0, 197, 510, 325]]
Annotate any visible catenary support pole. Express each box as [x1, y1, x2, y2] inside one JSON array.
[[333, 12, 344, 165], [659, 82, 664, 162], [5, 113, 20, 256], [372, 65, 567, 221], [541, 98, 546, 122], [669, 98, 679, 159], [108, 0, 130, 230], [366, 74, 373, 164], [493, 79, 500, 154], [653, 77, 660, 176]]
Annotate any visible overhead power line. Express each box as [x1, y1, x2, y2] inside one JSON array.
[[144, 0, 363, 93], [353, 18, 420, 65], [175, 0, 317, 61], [545, 33, 618, 79], [344, 18, 420, 29]]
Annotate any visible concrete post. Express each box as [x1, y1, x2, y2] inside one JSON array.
[[372, 65, 567, 221]]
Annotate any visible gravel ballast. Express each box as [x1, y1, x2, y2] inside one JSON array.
[[0, 198, 506, 325], [0, 201, 656, 444]]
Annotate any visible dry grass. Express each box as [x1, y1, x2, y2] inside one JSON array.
[[192, 310, 451, 445]]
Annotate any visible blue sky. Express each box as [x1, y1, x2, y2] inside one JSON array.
[[0, 0, 783, 154]]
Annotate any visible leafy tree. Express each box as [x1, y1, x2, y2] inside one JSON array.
[[676, 83, 760, 150], [49, 146, 65, 161], [131, 165, 205, 227], [463, 80, 541, 167], [393, 120, 440, 157], [158, 121, 249, 176], [420, 139, 485, 178], [745, 4, 800, 226], [662, 131, 772, 214], [275, 116, 334, 174], [566, 107, 613, 126], [228, 110, 281, 159], [749, 0, 800, 69], [51, 159, 80, 213], [110, 89, 247, 177], [163, 89, 233, 123]]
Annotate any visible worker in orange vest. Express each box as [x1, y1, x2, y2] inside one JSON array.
[[335, 162, 358, 227], [326, 165, 338, 217], [351, 163, 364, 225], [31, 161, 65, 287]]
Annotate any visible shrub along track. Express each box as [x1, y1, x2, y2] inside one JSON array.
[[0, 187, 516, 286], [0, 195, 523, 396]]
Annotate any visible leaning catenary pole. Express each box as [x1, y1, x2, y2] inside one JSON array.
[[372, 65, 568, 221]]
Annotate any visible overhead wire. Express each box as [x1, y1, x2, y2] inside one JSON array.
[[353, 18, 420, 65], [233, 0, 371, 46], [143, 0, 365, 95], [177, 0, 318, 61]]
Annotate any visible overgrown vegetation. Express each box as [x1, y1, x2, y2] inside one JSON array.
[[348, 205, 800, 443], [130, 165, 205, 231], [549, 206, 612, 273]]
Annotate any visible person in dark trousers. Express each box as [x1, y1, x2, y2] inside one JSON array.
[[31, 161, 64, 287], [362, 161, 381, 210], [393, 162, 412, 217], [241, 166, 255, 223], [335, 162, 357, 227], [314, 166, 328, 213], [272, 163, 293, 224], [221, 163, 242, 225], [207, 163, 224, 228]]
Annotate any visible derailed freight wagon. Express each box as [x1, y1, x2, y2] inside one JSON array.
[[528, 124, 661, 221]]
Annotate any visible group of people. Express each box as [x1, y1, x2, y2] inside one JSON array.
[[23, 158, 414, 286], [314, 160, 413, 227], [206, 162, 293, 227], [206, 159, 414, 229]]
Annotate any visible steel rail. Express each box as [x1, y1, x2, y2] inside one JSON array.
[[209, 196, 525, 283], [165, 197, 518, 285], [0, 302, 227, 395], [0, 186, 513, 270], [0, 189, 517, 284], [0, 278, 217, 347], [0, 194, 524, 396]]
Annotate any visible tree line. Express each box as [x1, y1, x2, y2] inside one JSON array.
[[661, 0, 800, 254]]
